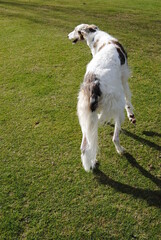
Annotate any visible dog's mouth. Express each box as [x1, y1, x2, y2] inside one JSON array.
[[72, 38, 79, 44]]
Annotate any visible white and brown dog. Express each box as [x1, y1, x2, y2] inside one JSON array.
[[68, 24, 136, 172]]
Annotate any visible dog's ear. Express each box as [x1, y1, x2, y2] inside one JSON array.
[[87, 25, 98, 33], [88, 28, 96, 32], [78, 25, 98, 39], [81, 25, 98, 35]]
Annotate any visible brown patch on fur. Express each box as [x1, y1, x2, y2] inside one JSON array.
[[93, 39, 99, 49], [98, 43, 106, 52], [78, 31, 84, 40], [81, 136, 87, 154], [82, 73, 102, 112], [116, 48, 126, 65], [111, 40, 127, 58], [84, 73, 96, 85], [109, 40, 127, 65]]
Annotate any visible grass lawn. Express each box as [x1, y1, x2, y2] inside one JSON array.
[[0, 0, 161, 239]]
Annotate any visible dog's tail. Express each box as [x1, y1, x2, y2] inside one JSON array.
[[77, 83, 100, 172]]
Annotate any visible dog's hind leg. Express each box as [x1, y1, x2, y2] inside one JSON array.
[[112, 119, 125, 155]]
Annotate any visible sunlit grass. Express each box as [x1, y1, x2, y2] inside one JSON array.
[[0, 0, 161, 239]]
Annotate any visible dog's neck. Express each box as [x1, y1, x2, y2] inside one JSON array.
[[85, 31, 108, 57], [86, 37, 96, 56], [85, 31, 118, 57]]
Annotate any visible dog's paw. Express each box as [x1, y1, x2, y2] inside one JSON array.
[[117, 146, 126, 155], [93, 161, 100, 169], [90, 160, 99, 170], [129, 114, 136, 124], [92, 161, 100, 173]]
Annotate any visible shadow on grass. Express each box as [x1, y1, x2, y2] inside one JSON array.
[[124, 152, 161, 188], [122, 129, 161, 151], [107, 123, 161, 152], [94, 167, 161, 208], [142, 131, 161, 138], [95, 126, 161, 207]]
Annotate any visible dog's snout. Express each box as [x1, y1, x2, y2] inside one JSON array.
[[68, 31, 75, 40]]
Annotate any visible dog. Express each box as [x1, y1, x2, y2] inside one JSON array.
[[68, 24, 136, 172]]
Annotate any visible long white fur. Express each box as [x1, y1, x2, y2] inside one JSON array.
[[68, 24, 135, 172]]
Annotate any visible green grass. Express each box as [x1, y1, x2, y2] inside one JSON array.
[[0, 0, 161, 239]]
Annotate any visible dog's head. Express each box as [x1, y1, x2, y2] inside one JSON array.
[[68, 24, 98, 44]]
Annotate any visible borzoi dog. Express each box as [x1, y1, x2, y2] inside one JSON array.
[[68, 24, 135, 172]]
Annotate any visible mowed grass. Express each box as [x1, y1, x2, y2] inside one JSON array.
[[0, 0, 161, 239]]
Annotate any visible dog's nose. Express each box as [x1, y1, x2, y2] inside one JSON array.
[[68, 32, 74, 40]]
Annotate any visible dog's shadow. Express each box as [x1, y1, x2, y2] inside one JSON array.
[[122, 129, 161, 151], [142, 131, 161, 138], [106, 124, 161, 151], [94, 129, 161, 208]]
